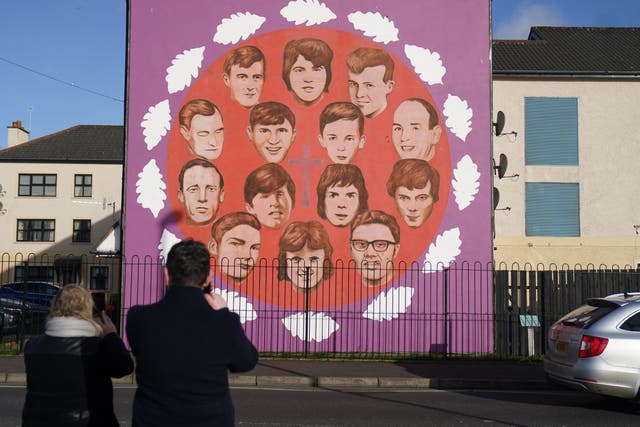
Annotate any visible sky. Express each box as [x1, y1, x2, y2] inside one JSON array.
[[1, 0, 638, 149]]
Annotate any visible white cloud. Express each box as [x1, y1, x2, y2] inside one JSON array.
[[494, 3, 568, 40]]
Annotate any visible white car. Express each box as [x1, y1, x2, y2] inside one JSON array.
[[544, 292, 640, 400]]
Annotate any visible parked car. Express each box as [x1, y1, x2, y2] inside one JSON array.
[[544, 292, 640, 400], [0, 299, 20, 337], [0, 281, 61, 307], [0, 296, 50, 338]]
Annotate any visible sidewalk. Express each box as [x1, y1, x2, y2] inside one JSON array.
[[0, 355, 554, 390]]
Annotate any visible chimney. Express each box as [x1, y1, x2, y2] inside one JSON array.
[[7, 120, 29, 148]]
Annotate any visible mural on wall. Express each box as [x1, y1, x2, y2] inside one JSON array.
[[125, 0, 492, 352]]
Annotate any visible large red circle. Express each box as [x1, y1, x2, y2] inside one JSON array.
[[166, 27, 451, 309]]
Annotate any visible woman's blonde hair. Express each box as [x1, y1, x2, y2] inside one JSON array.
[[49, 284, 102, 335]]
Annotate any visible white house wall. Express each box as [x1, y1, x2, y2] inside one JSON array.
[[0, 162, 122, 256], [493, 77, 640, 268]]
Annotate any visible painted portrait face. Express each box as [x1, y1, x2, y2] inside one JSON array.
[[394, 182, 434, 228], [246, 185, 293, 229], [177, 165, 224, 226], [324, 184, 360, 227], [286, 245, 326, 290], [180, 113, 224, 160], [392, 100, 441, 161], [289, 55, 327, 105], [350, 223, 399, 286], [215, 224, 261, 281], [318, 119, 365, 164], [247, 119, 296, 163], [347, 65, 394, 118], [223, 61, 264, 108]]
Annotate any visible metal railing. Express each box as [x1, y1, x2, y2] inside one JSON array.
[[2, 253, 639, 357]]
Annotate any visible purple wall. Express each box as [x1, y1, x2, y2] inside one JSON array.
[[124, 0, 492, 353]]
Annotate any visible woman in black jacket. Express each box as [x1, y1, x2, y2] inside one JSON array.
[[22, 284, 134, 426]]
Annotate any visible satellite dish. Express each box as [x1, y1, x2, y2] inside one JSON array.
[[493, 153, 508, 179], [494, 111, 505, 136], [493, 187, 500, 210]]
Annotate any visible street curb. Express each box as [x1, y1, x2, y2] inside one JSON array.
[[229, 375, 257, 386], [257, 375, 316, 387], [0, 372, 553, 390], [318, 376, 379, 387], [6, 373, 26, 384], [378, 377, 436, 388]]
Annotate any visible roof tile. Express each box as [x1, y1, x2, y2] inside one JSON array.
[[0, 125, 123, 163]]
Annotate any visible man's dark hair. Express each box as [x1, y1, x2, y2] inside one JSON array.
[[178, 158, 224, 191], [244, 163, 296, 207], [386, 159, 440, 202], [165, 239, 210, 288], [282, 38, 333, 92], [223, 45, 266, 77]]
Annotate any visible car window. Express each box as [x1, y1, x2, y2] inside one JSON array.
[[557, 302, 617, 329], [25, 283, 38, 293], [620, 312, 640, 332], [45, 285, 59, 296]]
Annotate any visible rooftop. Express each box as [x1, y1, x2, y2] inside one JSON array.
[[0, 125, 124, 163], [493, 27, 640, 76]]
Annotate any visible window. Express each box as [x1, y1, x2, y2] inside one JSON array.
[[90, 266, 109, 290], [74, 174, 92, 197], [525, 97, 578, 166], [14, 266, 55, 282], [526, 183, 580, 237], [73, 219, 91, 243], [18, 174, 57, 196], [17, 219, 55, 242], [620, 312, 640, 332]]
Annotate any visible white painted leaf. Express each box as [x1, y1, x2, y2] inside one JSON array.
[[135, 159, 167, 218], [347, 11, 399, 44], [452, 155, 480, 210], [443, 94, 473, 142], [157, 228, 181, 263], [281, 312, 339, 342], [362, 286, 414, 322], [423, 227, 462, 272], [141, 100, 171, 151], [404, 44, 446, 85], [280, 0, 336, 26], [213, 288, 257, 324], [166, 47, 205, 94], [213, 12, 266, 45]]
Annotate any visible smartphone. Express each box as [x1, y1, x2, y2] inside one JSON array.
[[91, 292, 106, 317]]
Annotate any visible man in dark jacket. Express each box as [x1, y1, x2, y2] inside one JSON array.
[[126, 239, 258, 426]]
